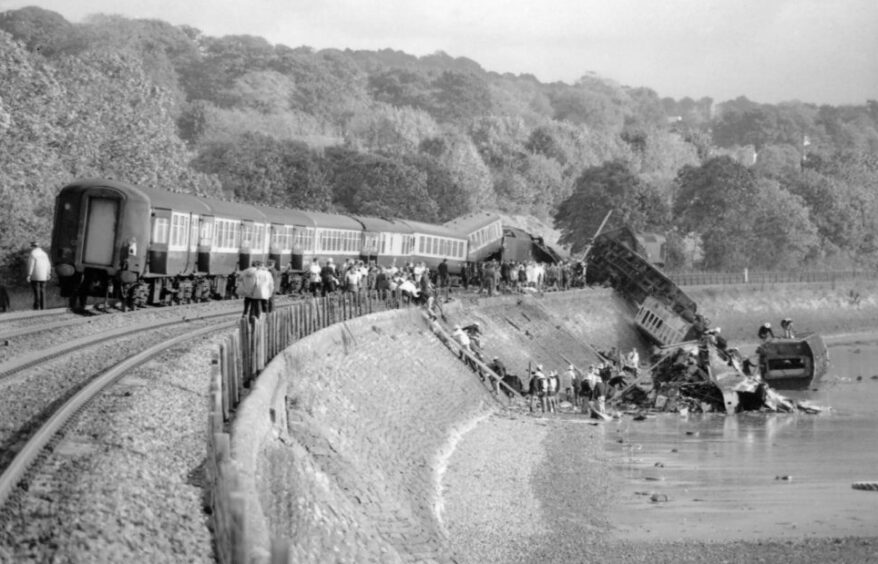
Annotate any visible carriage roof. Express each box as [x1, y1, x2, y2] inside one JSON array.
[[299, 210, 363, 231], [351, 215, 414, 233]]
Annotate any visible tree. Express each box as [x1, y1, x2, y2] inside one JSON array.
[[403, 155, 471, 221], [788, 167, 877, 261], [324, 148, 438, 221], [192, 133, 331, 210], [554, 160, 667, 253], [673, 156, 761, 269], [430, 70, 493, 123], [747, 180, 819, 269]]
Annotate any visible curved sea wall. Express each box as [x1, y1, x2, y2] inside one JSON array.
[[228, 281, 878, 562], [230, 288, 636, 562]]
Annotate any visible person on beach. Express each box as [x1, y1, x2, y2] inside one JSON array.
[[547, 370, 559, 413], [564, 364, 579, 406], [781, 318, 795, 339], [592, 370, 609, 416], [581, 365, 600, 413], [758, 322, 775, 341], [531, 364, 548, 413]]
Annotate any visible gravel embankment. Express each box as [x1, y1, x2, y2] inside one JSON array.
[[0, 327, 227, 563], [0, 320, 225, 467]]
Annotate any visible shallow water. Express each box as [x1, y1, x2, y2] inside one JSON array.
[[604, 339, 878, 542]]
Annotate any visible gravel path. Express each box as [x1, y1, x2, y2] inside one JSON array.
[[442, 409, 878, 564]]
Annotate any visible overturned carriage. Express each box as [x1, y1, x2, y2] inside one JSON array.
[[587, 226, 702, 346]]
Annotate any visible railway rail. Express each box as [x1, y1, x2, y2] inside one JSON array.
[[0, 317, 236, 511], [0, 310, 240, 385]]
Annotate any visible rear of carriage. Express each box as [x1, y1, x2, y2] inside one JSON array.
[[52, 179, 152, 307]]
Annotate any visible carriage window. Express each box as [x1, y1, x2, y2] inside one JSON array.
[[254, 224, 265, 250], [226, 221, 240, 249], [152, 217, 169, 245], [189, 217, 199, 248], [241, 223, 253, 247], [170, 213, 190, 248], [200, 221, 213, 246]]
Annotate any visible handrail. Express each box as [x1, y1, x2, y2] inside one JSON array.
[[421, 312, 524, 403]]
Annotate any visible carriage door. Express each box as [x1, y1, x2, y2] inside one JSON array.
[[83, 197, 118, 266]]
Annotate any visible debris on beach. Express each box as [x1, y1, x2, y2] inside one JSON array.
[[610, 341, 827, 415]]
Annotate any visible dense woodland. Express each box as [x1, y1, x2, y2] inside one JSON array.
[[2, 7, 877, 280]]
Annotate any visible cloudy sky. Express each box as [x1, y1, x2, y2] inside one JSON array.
[[2, 0, 876, 105]]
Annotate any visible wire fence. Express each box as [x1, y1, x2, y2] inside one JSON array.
[[667, 270, 878, 286]]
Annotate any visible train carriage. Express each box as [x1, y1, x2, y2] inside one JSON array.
[[443, 212, 503, 264], [138, 187, 212, 278], [352, 215, 413, 267], [52, 179, 152, 299], [399, 219, 467, 273], [300, 211, 364, 266], [200, 197, 268, 273], [254, 205, 315, 271]]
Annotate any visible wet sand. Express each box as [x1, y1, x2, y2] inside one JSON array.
[[443, 411, 878, 563]]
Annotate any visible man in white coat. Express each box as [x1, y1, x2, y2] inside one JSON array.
[[26, 241, 52, 310]]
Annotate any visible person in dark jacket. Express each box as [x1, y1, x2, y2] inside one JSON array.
[[320, 260, 337, 296], [437, 258, 450, 300], [757, 322, 775, 341]]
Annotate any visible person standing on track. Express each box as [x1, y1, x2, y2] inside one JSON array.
[[238, 262, 259, 319], [253, 261, 274, 318], [26, 241, 51, 310]]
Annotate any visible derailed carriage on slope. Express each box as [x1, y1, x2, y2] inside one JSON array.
[[586, 226, 703, 346]]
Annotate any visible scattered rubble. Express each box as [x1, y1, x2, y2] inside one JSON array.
[[609, 340, 827, 415]]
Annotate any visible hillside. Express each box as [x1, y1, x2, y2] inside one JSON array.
[[1, 7, 877, 278]]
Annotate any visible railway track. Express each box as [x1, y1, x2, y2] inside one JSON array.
[[0, 307, 70, 323], [0, 310, 240, 385], [0, 316, 237, 511]]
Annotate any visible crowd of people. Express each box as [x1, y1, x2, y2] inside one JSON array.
[[265, 257, 587, 303], [523, 348, 641, 416]]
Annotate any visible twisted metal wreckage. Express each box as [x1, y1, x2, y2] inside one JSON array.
[[585, 225, 828, 416]]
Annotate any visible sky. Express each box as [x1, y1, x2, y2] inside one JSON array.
[[1, 0, 876, 105]]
